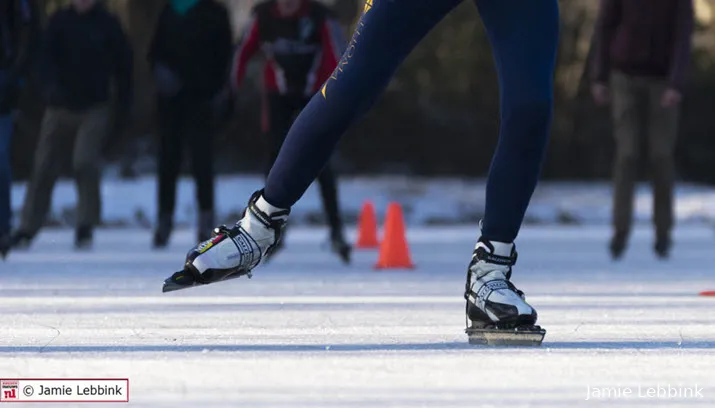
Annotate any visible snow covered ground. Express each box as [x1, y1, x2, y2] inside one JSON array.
[[1, 225, 714, 407], [10, 175, 715, 228]]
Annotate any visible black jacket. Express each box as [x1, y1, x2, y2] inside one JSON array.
[[592, 0, 694, 91], [0, 0, 40, 112], [148, 0, 233, 100], [40, 4, 133, 111]]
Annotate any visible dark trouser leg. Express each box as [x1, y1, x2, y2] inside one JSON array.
[[646, 79, 678, 252], [475, 0, 560, 243], [610, 72, 643, 243], [154, 97, 184, 246], [73, 105, 110, 231], [186, 100, 214, 213], [263, 0, 464, 208], [19, 109, 75, 238], [316, 164, 344, 238], [186, 99, 215, 240], [0, 114, 13, 237], [156, 98, 184, 218]]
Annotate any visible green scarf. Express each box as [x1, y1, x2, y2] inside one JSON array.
[[170, 0, 201, 15]]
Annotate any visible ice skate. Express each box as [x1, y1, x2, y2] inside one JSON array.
[[162, 190, 289, 293], [463, 237, 545, 346]]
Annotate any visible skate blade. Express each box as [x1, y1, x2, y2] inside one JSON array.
[[161, 269, 247, 293], [465, 327, 546, 347]]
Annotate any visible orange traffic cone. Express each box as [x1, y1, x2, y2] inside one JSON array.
[[699, 291, 715, 296], [356, 200, 379, 248], [374, 202, 414, 269]]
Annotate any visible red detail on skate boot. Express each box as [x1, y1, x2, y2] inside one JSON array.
[[211, 234, 225, 244], [374, 202, 414, 270], [356, 200, 379, 249]]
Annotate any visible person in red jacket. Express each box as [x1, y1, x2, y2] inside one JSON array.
[[232, 0, 350, 263]]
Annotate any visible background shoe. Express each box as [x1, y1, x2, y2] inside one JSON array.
[[330, 231, 351, 264], [0, 234, 10, 259], [75, 226, 93, 250], [153, 214, 173, 249], [609, 231, 627, 260], [654, 235, 671, 259], [10, 230, 34, 250]]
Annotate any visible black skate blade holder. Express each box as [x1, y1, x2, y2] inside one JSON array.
[[465, 324, 546, 347], [162, 263, 252, 293]]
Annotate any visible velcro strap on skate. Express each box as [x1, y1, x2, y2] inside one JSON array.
[[249, 201, 290, 229], [475, 246, 516, 266]]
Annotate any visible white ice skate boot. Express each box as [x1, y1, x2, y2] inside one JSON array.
[[463, 237, 545, 346], [162, 190, 289, 292]]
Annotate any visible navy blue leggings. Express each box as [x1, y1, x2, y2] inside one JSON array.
[[264, 0, 559, 243]]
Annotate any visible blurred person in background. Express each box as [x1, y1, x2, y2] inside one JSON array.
[[0, 0, 39, 258], [232, 0, 351, 263], [11, 0, 132, 250], [591, 0, 694, 260], [148, 0, 233, 248]]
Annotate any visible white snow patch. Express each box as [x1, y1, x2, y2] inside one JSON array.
[[9, 175, 715, 228]]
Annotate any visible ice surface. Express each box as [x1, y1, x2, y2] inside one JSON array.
[[1, 225, 715, 407]]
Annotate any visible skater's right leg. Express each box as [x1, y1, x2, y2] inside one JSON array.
[[465, 0, 559, 332], [173, 0, 463, 287]]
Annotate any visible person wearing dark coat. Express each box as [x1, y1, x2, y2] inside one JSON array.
[[12, 0, 133, 250], [0, 0, 39, 258], [148, 0, 233, 248], [591, 0, 694, 260]]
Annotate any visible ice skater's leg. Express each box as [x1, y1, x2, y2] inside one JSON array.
[[476, 0, 560, 243], [464, 0, 559, 343], [163, 0, 465, 292], [264, 0, 464, 208]]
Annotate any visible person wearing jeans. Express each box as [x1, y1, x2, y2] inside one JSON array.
[[12, 0, 132, 250], [591, 0, 694, 260]]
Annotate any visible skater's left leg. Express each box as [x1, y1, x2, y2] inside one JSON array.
[[165, 0, 464, 291], [261, 94, 301, 259], [465, 0, 559, 335], [263, 0, 464, 209]]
